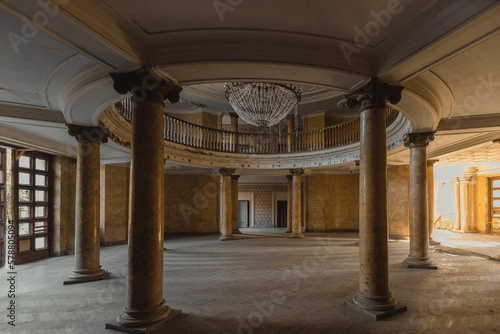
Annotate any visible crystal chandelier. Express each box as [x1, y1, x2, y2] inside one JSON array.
[[224, 82, 302, 128]]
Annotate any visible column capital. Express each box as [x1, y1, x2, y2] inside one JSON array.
[[110, 66, 182, 104], [219, 168, 236, 176], [229, 112, 239, 119], [290, 168, 304, 176], [286, 175, 293, 181], [231, 175, 240, 181], [461, 175, 477, 182], [427, 159, 439, 167], [344, 77, 404, 111], [67, 124, 108, 144], [404, 131, 435, 148], [286, 114, 295, 120]]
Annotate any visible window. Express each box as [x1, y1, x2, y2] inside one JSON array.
[[491, 177, 500, 227]]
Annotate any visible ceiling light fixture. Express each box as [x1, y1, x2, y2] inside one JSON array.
[[224, 82, 302, 128]]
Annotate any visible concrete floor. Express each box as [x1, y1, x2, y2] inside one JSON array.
[[1, 228, 499, 333]]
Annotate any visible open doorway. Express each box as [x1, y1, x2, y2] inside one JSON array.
[[276, 200, 287, 228], [238, 200, 249, 228]]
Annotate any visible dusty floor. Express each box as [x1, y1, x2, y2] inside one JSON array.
[[1, 228, 499, 333]]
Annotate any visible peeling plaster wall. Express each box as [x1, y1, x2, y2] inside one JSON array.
[[388, 165, 410, 239]]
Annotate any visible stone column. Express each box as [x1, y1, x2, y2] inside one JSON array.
[[107, 67, 182, 332], [220, 168, 235, 241], [287, 114, 295, 152], [427, 160, 440, 245], [230, 112, 239, 152], [343, 78, 406, 319], [403, 132, 437, 269], [286, 175, 293, 233], [461, 166, 477, 233], [231, 174, 241, 234], [64, 125, 108, 285], [453, 178, 462, 231], [289, 169, 304, 239]]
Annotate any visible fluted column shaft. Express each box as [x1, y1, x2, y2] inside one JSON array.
[[289, 169, 304, 239], [108, 67, 183, 330], [461, 167, 477, 233], [220, 169, 235, 241], [231, 175, 241, 234], [286, 175, 293, 233], [64, 125, 107, 285], [344, 77, 406, 318], [453, 178, 461, 230], [403, 132, 436, 269]]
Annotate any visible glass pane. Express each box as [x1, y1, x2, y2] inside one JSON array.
[[35, 159, 47, 171], [19, 156, 31, 169], [19, 205, 31, 219], [0, 189, 4, 202], [493, 200, 500, 208], [35, 206, 46, 218], [19, 189, 31, 202], [19, 222, 31, 236], [35, 190, 47, 202], [34, 237, 46, 250], [19, 172, 31, 185], [0, 170, 4, 184], [35, 174, 47, 187], [493, 190, 500, 197], [493, 180, 500, 187], [0, 153, 2, 164], [19, 239, 31, 252], [34, 221, 47, 234]]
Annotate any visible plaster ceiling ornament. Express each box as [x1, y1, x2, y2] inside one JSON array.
[[224, 82, 302, 128]]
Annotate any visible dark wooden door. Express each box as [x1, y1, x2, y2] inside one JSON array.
[[238, 200, 249, 228], [0, 148, 6, 268], [277, 200, 287, 228], [13, 151, 51, 264]]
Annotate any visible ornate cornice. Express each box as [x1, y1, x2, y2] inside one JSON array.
[[345, 77, 404, 111], [67, 124, 108, 145], [110, 66, 182, 104], [404, 131, 435, 148]]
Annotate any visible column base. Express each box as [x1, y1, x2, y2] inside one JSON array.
[[219, 234, 235, 241], [429, 238, 441, 246], [106, 307, 182, 334], [232, 229, 242, 234], [289, 233, 304, 239], [64, 267, 109, 285], [285, 230, 292, 233], [403, 256, 437, 269], [344, 300, 407, 321], [451, 229, 464, 233]]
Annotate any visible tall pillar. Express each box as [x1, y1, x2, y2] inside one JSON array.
[[289, 169, 304, 239], [343, 78, 406, 319], [231, 174, 241, 234], [427, 160, 440, 245], [403, 132, 437, 269], [453, 178, 462, 231], [64, 125, 108, 285], [461, 166, 477, 233], [107, 67, 182, 332], [230, 112, 239, 152], [220, 168, 235, 241], [286, 175, 293, 233], [287, 115, 295, 152]]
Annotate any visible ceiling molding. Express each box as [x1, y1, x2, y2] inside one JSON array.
[[437, 115, 500, 133], [0, 103, 66, 123], [0, 123, 76, 156]]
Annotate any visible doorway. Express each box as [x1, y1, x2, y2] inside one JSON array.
[[277, 200, 287, 228], [238, 200, 249, 228]]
